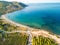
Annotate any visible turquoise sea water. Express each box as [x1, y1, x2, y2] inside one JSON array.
[[6, 3, 60, 35]]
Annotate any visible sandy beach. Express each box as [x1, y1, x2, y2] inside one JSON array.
[[1, 15, 60, 44], [1, 15, 29, 28]]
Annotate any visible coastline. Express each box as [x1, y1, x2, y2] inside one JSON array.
[[1, 15, 29, 28], [1, 15, 60, 44]]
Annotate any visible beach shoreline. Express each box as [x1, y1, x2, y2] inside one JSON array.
[[1, 15, 60, 44]]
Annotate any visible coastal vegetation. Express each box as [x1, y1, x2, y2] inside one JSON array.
[[32, 36, 58, 45], [0, 18, 28, 31], [0, 33, 28, 45], [0, 19, 17, 31]]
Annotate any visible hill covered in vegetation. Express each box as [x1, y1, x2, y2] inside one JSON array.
[[0, 1, 27, 16]]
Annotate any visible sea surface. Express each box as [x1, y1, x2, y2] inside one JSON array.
[[6, 3, 60, 35]]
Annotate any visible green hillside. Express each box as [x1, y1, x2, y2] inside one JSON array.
[[0, 1, 27, 16]]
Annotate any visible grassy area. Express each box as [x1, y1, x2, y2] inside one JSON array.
[[0, 18, 28, 31], [0, 33, 28, 45], [32, 36, 58, 45], [0, 19, 17, 31]]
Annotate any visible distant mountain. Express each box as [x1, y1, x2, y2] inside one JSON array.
[[0, 1, 27, 16], [19, 2, 27, 7]]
